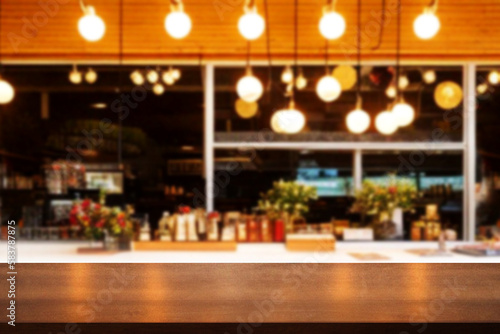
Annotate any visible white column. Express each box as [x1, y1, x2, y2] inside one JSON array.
[[463, 63, 476, 241], [204, 64, 215, 212], [353, 149, 363, 191]]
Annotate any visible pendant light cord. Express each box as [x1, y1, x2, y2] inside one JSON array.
[[356, 0, 361, 105], [370, 0, 386, 51], [292, 0, 298, 103], [395, 0, 401, 100], [246, 41, 250, 71], [118, 0, 124, 167]]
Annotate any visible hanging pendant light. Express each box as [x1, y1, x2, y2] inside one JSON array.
[[477, 83, 488, 95], [69, 64, 83, 84], [413, 0, 440, 40], [85, 67, 98, 84], [281, 65, 294, 84], [345, 0, 370, 134], [271, 100, 306, 134], [423, 69, 436, 84], [237, 67, 263, 103], [0, 77, 15, 104], [398, 74, 409, 90], [376, 109, 398, 135], [153, 83, 165, 95], [238, 1, 265, 41], [146, 69, 159, 84], [130, 70, 145, 85], [78, 1, 106, 42], [488, 70, 500, 85], [316, 75, 341, 102], [319, 0, 346, 40], [385, 83, 397, 98], [346, 96, 370, 134], [333, 65, 357, 90], [392, 98, 415, 127], [295, 68, 308, 90], [165, 0, 192, 39]]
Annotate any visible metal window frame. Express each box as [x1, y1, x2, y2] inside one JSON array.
[[204, 63, 476, 241]]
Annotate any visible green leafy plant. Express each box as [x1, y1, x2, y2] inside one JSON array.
[[350, 176, 418, 223], [258, 180, 318, 219]]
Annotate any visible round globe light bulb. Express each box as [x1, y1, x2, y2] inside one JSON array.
[[153, 83, 165, 95], [165, 9, 192, 39], [162, 71, 176, 85], [130, 70, 145, 86], [346, 108, 370, 134], [69, 69, 82, 84], [398, 75, 409, 89], [171, 68, 181, 80], [488, 71, 500, 85], [78, 6, 106, 42], [85, 68, 98, 84], [392, 101, 415, 127], [237, 73, 263, 103], [0, 79, 15, 104], [385, 84, 397, 99], [146, 70, 159, 83], [281, 66, 294, 84], [423, 70, 436, 84], [413, 10, 440, 40], [316, 75, 342, 102], [375, 110, 398, 135], [296, 74, 307, 90], [319, 10, 346, 40], [238, 7, 265, 41], [477, 83, 488, 95], [271, 105, 306, 134]]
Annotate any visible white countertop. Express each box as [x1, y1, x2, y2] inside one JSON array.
[[2, 240, 500, 263]]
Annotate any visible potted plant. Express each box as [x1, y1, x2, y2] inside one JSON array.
[[258, 180, 317, 234], [70, 199, 133, 250], [350, 176, 418, 240]]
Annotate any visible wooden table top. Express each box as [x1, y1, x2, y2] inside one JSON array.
[[4, 263, 500, 323]]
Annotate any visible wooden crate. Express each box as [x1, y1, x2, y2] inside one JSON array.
[[286, 234, 335, 252], [133, 241, 237, 251]]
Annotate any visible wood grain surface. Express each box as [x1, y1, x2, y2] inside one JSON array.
[[3, 0, 500, 62], [3, 263, 499, 323]]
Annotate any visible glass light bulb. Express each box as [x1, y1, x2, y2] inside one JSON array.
[[165, 9, 192, 39], [146, 70, 159, 83], [392, 102, 415, 127], [0, 79, 15, 104], [162, 71, 176, 85], [346, 109, 370, 134], [238, 7, 265, 41], [237, 74, 263, 103], [375, 110, 398, 135], [271, 107, 306, 134], [153, 83, 165, 95], [423, 70, 436, 84], [316, 75, 341, 102], [319, 10, 346, 40], [69, 69, 82, 84], [296, 74, 307, 90], [78, 6, 106, 42], [477, 83, 488, 95], [385, 84, 397, 98], [171, 68, 181, 80], [130, 70, 145, 85], [85, 68, 98, 84], [281, 66, 293, 84], [488, 71, 500, 85], [398, 75, 409, 89], [413, 10, 440, 40]]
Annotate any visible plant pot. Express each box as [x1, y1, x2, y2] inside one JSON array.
[[104, 233, 119, 251], [373, 211, 397, 240], [118, 235, 132, 251]]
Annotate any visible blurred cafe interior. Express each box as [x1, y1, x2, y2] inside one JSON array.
[[1, 0, 500, 258]]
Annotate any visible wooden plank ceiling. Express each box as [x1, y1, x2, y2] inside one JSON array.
[[1, 0, 499, 62]]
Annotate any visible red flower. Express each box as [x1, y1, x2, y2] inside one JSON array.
[[82, 215, 90, 222], [95, 219, 105, 228], [94, 204, 101, 211], [81, 199, 91, 210], [388, 186, 397, 194], [208, 211, 219, 219], [69, 215, 78, 226]]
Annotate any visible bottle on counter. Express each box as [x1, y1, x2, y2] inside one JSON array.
[[247, 214, 260, 242], [157, 211, 172, 241], [186, 209, 198, 241], [195, 208, 207, 241], [207, 212, 220, 241], [273, 218, 285, 242], [175, 207, 188, 242], [237, 214, 248, 242], [139, 214, 151, 241], [259, 212, 273, 242]]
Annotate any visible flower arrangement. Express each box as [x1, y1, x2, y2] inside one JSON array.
[[69, 199, 133, 240], [350, 176, 418, 223], [258, 180, 318, 219]]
